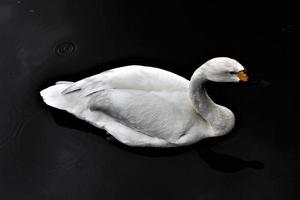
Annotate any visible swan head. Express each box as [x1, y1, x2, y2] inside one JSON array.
[[201, 57, 248, 82]]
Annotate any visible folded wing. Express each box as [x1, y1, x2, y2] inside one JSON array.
[[88, 88, 194, 142], [61, 65, 189, 96]]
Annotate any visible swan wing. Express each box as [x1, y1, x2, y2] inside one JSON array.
[[61, 65, 189, 96], [88, 88, 194, 143]]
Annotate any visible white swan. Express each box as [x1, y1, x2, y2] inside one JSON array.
[[40, 57, 248, 147]]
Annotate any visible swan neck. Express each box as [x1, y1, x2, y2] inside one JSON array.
[[189, 67, 215, 117], [189, 67, 235, 137]]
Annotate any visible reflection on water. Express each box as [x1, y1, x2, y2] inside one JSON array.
[[50, 107, 264, 173], [197, 141, 264, 173]]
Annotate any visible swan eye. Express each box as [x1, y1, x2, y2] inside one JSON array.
[[229, 71, 244, 75]]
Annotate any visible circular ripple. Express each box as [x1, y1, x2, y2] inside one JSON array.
[[55, 41, 77, 57], [0, 104, 24, 150], [10, 112, 86, 171]]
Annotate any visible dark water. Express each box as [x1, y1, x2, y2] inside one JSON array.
[[0, 0, 299, 199]]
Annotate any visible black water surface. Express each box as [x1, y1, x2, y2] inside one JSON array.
[[1, 0, 299, 199]]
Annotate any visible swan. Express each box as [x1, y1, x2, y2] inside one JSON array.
[[40, 57, 248, 147]]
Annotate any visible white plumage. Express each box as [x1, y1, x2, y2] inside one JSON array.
[[40, 57, 248, 147]]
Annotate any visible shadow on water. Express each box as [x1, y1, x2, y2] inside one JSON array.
[[196, 139, 264, 173], [50, 108, 264, 173]]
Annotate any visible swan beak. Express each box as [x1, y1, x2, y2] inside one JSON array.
[[235, 70, 248, 82]]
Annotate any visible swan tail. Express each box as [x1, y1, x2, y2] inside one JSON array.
[[40, 82, 75, 111]]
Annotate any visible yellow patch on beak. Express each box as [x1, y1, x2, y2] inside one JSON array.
[[234, 70, 248, 82]]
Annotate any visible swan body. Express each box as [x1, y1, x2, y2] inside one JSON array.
[[40, 57, 248, 147]]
